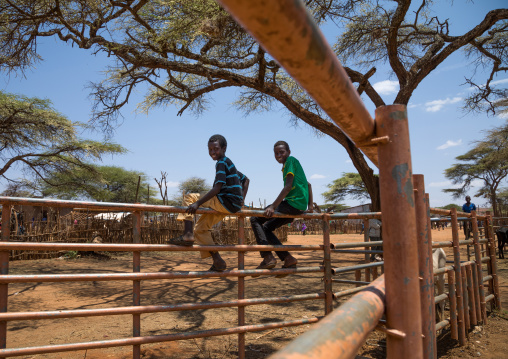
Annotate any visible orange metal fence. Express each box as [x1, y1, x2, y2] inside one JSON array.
[[0, 196, 391, 358]]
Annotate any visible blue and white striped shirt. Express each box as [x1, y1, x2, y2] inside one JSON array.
[[214, 156, 247, 213]]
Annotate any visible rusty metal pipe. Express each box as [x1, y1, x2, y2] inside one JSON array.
[[332, 262, 383, 275], [323, 214, 333, 314], [332, 241, 383, 249], [215, 0, 377, 164], [333, 285, 369, 299], [132, 211, 142, 359], [471, 211, 487, 323], [376, 105, 423, 359], [0, 266, 324, 283], [485, 213, 501, 310], [332, 249, 383, 254], [465, 264, 477, 326], [414, 175, 436, 359], [270, 277, 385, 359], [0, 242, 324, 252], [237, 216, 246, 359], [0, 317, 321, 358], [0, 293, 326, 322], [0, 204, 11, 349], [447, 270, 458, 340], [451, 208, 466, 345]]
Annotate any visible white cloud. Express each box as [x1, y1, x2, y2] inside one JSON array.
[[425, 97, 462, 112], [491, 78, 508, 86], [345, 159, 352, 164], [407, 102, 420, 109], [166, 181, 180, 188], [429, 181, 452, 188], [372, 80, 399, 95], [310, 174, 326, 179], [437, 139, 462, 150]]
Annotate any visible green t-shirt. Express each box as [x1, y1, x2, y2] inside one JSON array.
[[282, 156, 309, 211]]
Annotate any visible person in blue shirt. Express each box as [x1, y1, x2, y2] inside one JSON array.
[[462, 195, 476, 239], [462, 196, 476, 213]]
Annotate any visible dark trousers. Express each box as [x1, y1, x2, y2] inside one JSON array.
[[250, 200, 303, 261]]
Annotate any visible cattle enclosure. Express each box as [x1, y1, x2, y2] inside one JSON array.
[[0, 196, 502, 358]]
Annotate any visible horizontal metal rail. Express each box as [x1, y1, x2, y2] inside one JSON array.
[[0, 317, 321, 358], [332, 279, 370, 286], [0, 293, 325, 321], [332, 241, 383, 249], [0, 242, 325, 252], [435, 319, 450, 332], [332, 262, 384, 275], [333, 285, 369, 299], [331, 249, 383, 254], [0, 266, 324, 283]]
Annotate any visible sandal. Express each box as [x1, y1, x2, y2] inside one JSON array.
[[276, 263, 297, 278], [166, 235, 194, 246], [208, 263, 227, 272]]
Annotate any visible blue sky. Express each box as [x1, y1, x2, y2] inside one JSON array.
[[1, 1, 507, 209]]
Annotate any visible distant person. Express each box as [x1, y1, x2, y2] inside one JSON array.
[[368, 218, 383, 261], [462, 195, 476, 239], [301, 222, 307, 236], [250, 141, 313, 277], [167, 134, 249, 272]]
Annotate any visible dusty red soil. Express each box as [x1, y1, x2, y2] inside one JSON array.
[[5, 228, 508, 358]]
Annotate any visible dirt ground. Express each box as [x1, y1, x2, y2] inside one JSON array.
[[5, 228, 508, 358]]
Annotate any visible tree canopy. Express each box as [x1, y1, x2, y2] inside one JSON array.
[[40, 165, 157, 203], [444, 123, 508, 217], [1, 1, 507, 210], [322, 172, 373, 204], [0, 90, 125, 190]]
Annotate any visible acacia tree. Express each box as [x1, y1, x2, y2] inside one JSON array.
[[1, 1, 507, 210], [40, 165, 157, 203], [322, 172, 372, 204], [444, 124, 508, 217], [0, 90, 125, 191]]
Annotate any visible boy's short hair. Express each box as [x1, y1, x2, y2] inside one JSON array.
[[274, 140, 290, 151], [209, 134, 227, 148]]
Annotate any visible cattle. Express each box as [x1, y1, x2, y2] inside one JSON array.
[[433, 248, 447, 322], [496, 226, 508, 259]]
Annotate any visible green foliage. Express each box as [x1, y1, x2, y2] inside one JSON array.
[[170, 176, 211, 204], [0, 90, 125, 189], [0, 1, 506, 209], [439, 204, 462, 211], [41, 165, 157, 203], [444, 123, 508, 216], [322, 172, 374, 203]]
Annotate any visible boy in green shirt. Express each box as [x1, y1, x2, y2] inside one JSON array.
[[250, 141, 313, 275]]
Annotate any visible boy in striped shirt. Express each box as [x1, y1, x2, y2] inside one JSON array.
[[167, 134, 249, 271]]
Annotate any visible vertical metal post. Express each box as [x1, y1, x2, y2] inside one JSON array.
[[485, 212, 501, 310], [461, 269, 470, 331], [413, 175, 436, 359], [132, 211, 142, 359], [447, 270, 458, 340], [0, 205, 11, 349], [471, 211, 487, 323], [466, 265, 477, 326], [322, 214, 333, 314], [376, 104, 423, 359], [237, 216, 245, 359], [471, 262, 482, 324], [451, 208, 466, 345], [363, 218, 371, 282]]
